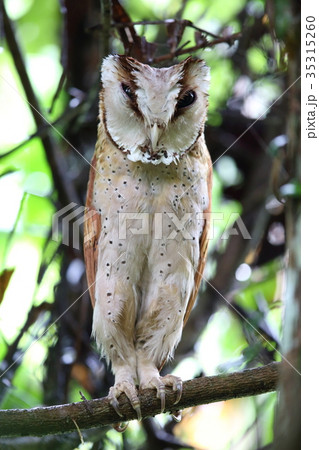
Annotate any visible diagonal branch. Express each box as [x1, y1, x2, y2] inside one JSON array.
[[0, 363, 280, 437]]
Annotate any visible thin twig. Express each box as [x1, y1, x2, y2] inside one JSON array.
[[71, 418, 85, 445], [112, 17, 241, 63], [48, 68, 67, 114], [79, 391, 94, 415], [152, 32, 241, 63], [113, 18, 222, 39]]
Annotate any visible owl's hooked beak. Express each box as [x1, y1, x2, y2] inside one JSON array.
[[149, 122, 162, 152]]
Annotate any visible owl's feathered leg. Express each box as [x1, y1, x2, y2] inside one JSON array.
[[135, 282, 187, 411], [92, 277, 141, 420], [107, 357, 142, 421], [137, 352, 182, 412]]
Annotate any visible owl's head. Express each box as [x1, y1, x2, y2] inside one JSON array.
[[100, 55, 210, 165]]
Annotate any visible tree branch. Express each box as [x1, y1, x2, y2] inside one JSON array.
[[152, 32, 241, 63], [0, 363, 280, 437]]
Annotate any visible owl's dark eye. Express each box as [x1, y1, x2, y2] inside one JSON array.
[[177, 90, 196, 109], [122, 83, 134, 100]]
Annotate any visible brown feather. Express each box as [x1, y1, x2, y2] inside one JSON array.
[[183, 158, 212, 326], [83, 153, 101, 308]]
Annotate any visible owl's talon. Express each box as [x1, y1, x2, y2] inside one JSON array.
[[108, 395, 123, 418], [107, 382, 141, 421], [161, 374, 183, 405], [133, 402, 142, 421], [141, 374, 183, 414], [157, 385, 166, 413], [173, 381, 183, 404], [129, 393, 142, 421]]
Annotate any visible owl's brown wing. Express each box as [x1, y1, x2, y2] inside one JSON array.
[[83, 153, 101, 308], [183, 162, 212, 326]]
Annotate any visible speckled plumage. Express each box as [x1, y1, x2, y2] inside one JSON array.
[[84, 55, 212, 419]]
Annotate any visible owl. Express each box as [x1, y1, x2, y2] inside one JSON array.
[[84, 55, 212, 421]]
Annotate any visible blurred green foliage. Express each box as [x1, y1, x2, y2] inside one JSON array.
[[0, 0, 290, 448]]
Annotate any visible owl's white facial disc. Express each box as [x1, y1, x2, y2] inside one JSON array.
[[101, 55, 210, 165]]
